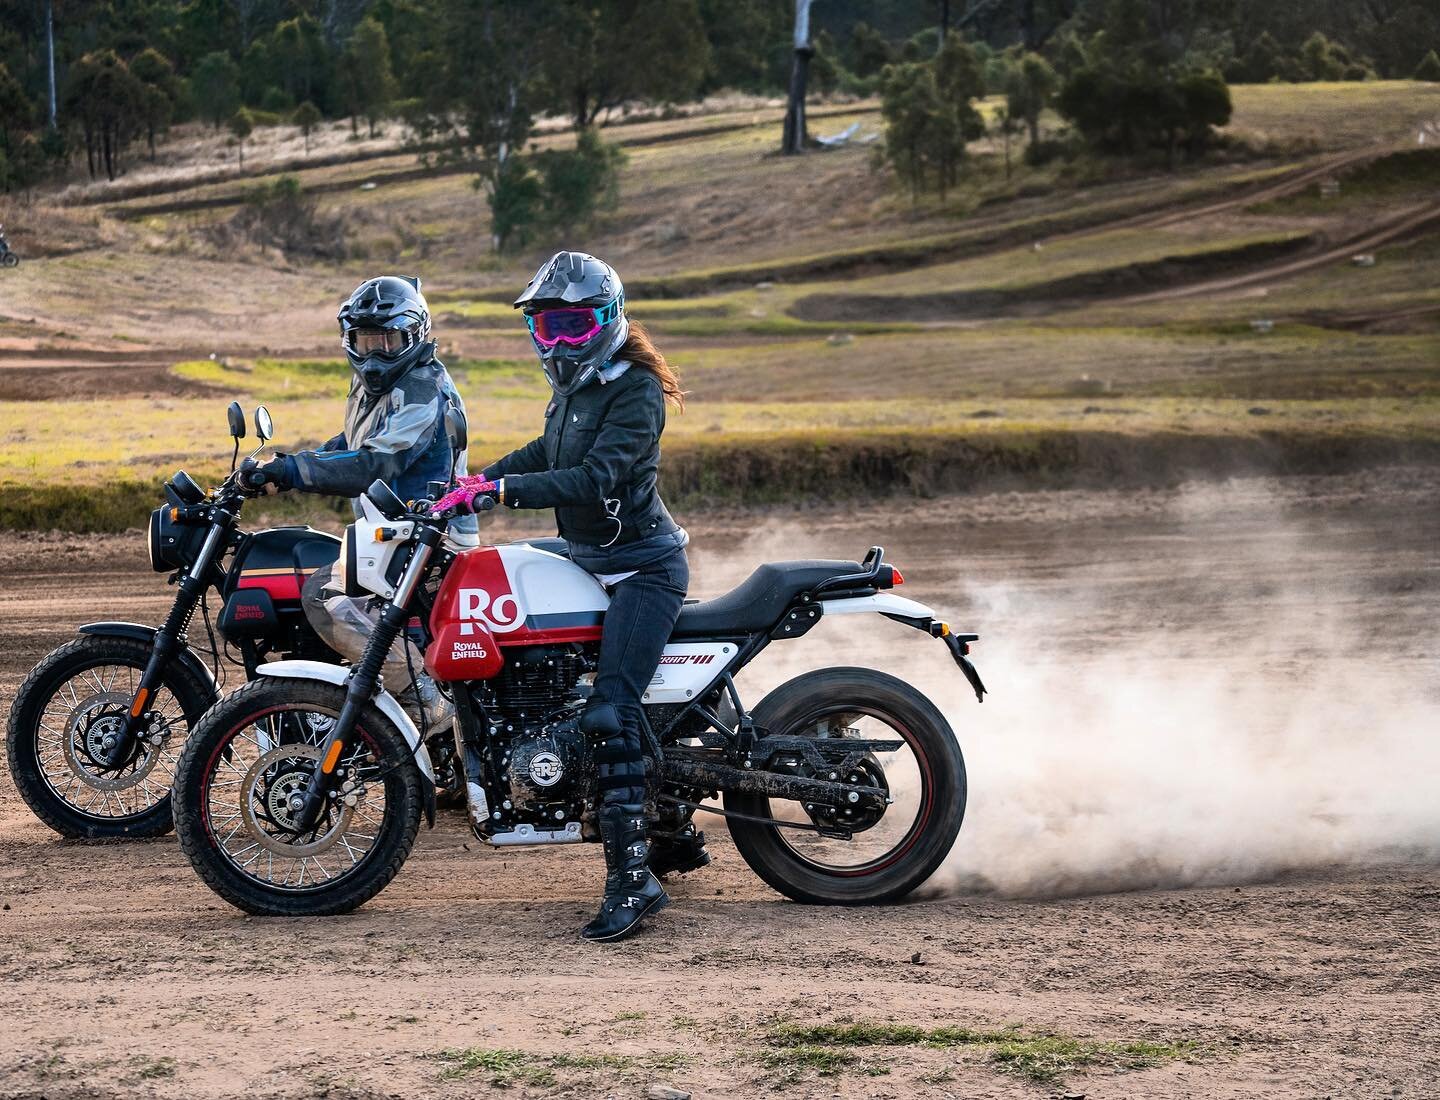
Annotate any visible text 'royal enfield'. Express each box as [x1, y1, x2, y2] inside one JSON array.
[[172, 438, 986, 914]]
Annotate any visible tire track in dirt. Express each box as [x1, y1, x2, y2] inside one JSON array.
[[1120, 198, 1440, 304]]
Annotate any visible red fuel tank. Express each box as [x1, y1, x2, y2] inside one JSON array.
[[426, 576, 504, 682], [424, 544, 609, 681]]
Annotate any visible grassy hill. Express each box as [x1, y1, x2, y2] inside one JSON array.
[[1, 82, 1437, 530]]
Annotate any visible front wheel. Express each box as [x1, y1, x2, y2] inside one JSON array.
[[725, 667, 966, 905], [6, 635, 215, 838], [172, 678, 424, 916], [1, 252, 17, 268]]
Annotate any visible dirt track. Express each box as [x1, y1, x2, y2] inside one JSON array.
[[2, 470, 1438, 1099]]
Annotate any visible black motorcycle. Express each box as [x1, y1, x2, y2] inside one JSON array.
[[6, 403, 346, 838], [0, 226, 18, 268]]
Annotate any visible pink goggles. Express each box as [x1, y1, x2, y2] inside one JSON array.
[[524, 297, 622, 348]]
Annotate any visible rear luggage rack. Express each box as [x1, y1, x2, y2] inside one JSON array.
[[806, 546, 892, 600]]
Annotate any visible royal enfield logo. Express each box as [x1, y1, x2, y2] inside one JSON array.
[[450, 641, 488, 661], [459, 587, 523, 635], [528, 751, 564, 787]]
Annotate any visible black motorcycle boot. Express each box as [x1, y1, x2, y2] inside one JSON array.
[[581, 803, 669, 943], [648, 823, 712, 878]]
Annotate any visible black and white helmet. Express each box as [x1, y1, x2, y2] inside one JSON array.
[[338, 275, 434, 397], [514, 251, 628, 396]]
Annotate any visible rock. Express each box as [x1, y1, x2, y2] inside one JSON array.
[[1248, 406, 1271, 416], [647, 1086, 691, 1100], [910, 951, 925, 965]]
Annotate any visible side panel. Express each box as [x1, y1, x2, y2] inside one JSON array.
[[255, 660, 435, 784], [642, 641, 740, 704], [818, 593, 939, 620]]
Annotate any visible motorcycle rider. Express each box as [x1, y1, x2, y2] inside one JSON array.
[[437, 251, 706, 943], [242, 275, 474, 727]]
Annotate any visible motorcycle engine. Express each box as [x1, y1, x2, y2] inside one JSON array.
[[466, 645, 597, 844], [506, 720, 588, 809]]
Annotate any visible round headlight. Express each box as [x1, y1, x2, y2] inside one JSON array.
[[147, 506, 176, 572]]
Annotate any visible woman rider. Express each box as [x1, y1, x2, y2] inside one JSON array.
[[442, 251, 706, 943]]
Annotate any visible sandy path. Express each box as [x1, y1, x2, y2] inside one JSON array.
[[1, 470, 1437, 1099]]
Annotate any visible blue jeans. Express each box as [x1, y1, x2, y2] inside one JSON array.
[[568, 532, 689, 805]]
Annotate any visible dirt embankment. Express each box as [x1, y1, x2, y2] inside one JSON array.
[[1, 469, 1437, 1099]]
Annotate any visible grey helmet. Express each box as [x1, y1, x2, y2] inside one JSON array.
[[338, 275, 434, 397], [514, 251, 629, 396]]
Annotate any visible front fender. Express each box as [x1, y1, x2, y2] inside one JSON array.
[[255, 660, 437, 787], [79, 622, 221, 704]]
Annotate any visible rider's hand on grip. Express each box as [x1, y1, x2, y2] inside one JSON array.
[[430, 474, 499, 517]]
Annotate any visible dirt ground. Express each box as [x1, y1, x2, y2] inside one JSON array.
[[1, 470, 1438, 1099]]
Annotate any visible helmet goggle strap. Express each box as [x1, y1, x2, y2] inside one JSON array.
[[346, 326, 416, 359], [525, 295, 623, 348]]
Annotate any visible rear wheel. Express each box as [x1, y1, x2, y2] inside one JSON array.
[[725, 667, 965, 905], [6, 635, 214, 838], [1, 252, 17, 268], [172, 678, 424, 916]]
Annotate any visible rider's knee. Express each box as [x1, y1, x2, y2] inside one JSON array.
[[579, 702, 623, 740]]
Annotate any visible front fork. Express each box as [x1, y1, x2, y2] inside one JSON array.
[[292, 529, 439, 832], [110, 524, 227, 765]]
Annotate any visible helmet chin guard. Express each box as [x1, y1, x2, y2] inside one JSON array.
[[515, 252, 628, 397]]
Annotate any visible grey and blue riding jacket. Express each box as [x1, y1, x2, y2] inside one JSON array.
[[284, 355, 477, 537]]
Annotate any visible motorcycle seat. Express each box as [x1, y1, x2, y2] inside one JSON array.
[[670, 559, 863, 638]]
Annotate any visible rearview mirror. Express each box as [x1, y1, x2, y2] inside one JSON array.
[[445, 405, 467, 454], [254, 405, 273, 443], [226, 401, 246, 440]]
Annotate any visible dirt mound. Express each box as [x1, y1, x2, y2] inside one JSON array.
[[0, 358, 220, 401]]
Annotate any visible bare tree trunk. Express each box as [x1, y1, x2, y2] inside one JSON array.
[[939, 0, 950, 45], [45, 0, 57, 129], [781, 0, 816, 155]]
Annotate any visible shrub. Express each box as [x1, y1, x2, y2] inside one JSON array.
[[1416, 50, 1440, 82], [536, 126, 626, 233]]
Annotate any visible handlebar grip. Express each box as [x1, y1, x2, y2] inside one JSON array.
[[472, 494, 498, 513]]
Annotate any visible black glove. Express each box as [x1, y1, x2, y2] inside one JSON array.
[[239, 456, 295, 495]]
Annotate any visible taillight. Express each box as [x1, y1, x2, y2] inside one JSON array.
[[891, 567, 904, 586]]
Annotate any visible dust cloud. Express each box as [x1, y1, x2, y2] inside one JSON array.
[[689, 474, 1440, 899]]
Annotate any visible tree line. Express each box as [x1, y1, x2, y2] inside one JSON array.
[[0, 1, 1436, 215]]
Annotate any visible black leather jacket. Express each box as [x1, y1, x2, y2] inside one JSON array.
[[484, 364, 679, 548]]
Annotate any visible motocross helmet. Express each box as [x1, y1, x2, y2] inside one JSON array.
[[338, 275, 434, 397], [514, 251, 628, 397]]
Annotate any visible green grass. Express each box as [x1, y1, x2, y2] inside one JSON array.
[[433, 1046, 688, 1087], [768, 1022, 1200, 1086]]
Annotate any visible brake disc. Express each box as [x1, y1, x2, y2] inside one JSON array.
[[239, 742, 356, 857], [63, 691, 164, 791]]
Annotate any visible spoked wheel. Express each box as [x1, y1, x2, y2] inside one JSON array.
[[173, 678, 424, 916], [6, 635, 214, 838], [725, 667, 966, 905]]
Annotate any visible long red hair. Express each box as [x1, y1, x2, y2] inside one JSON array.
[[619, 320, 685, 411]]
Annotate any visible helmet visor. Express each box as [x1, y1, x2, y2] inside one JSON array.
[[346, 327, 413, 359], [525, 307, 604, 348]]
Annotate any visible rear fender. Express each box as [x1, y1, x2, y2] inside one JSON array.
[[78, 622, 221, 707], [255, 660, 438, 790], [818, 594, 987, 703]]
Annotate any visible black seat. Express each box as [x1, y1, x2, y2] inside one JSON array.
[[670, 559, 863, 638]]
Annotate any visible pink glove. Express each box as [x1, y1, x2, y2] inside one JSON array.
[[431, 475, 499, 515]]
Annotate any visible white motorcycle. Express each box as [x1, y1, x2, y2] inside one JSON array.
[[172, 429, 985, 915]]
